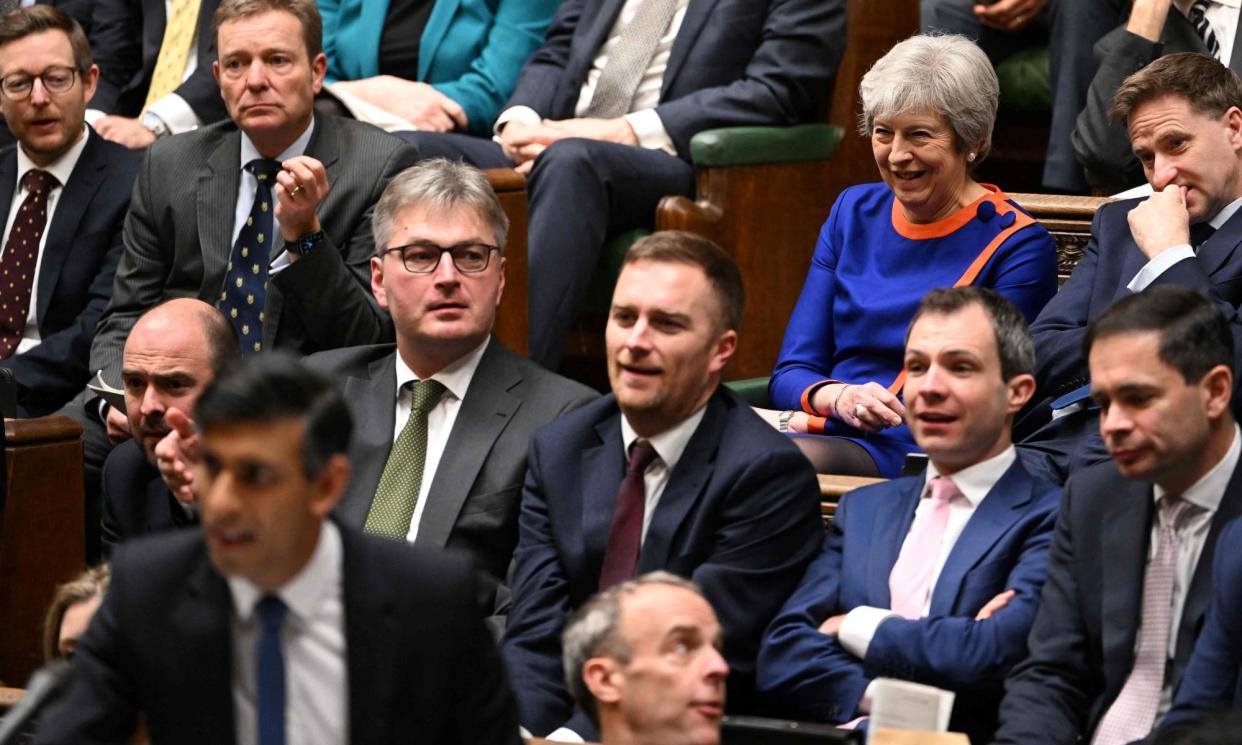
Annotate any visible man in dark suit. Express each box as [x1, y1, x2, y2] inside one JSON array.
[[34, 354, 521, 745], [300, 159, 597, 617], [0, 6, 141, 416], [100, 299, 238, 557], [1074, 0, 1242, 193], [758, 288, 1060, 744], [994, 286, 1242, 745], [502, 231, 823, 739], [1021, 52, 1242, 484], [402, 0, 846, 368]]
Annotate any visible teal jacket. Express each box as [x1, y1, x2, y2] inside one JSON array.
[[319, 0, 559, 135]]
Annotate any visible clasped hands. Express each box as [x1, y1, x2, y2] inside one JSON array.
[[499, 117, 638, 174], [973, 0, 1046, 32], [817, 590, 1016, 638]]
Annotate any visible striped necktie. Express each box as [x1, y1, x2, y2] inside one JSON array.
[[1188, 0, 1222, 60]]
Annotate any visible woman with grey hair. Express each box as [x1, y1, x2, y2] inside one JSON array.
[[767, 34, 1057, 477]]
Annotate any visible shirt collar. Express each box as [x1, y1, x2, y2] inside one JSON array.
[[228, 519, 342, 624], [1211, 197, 1242, 230], [394, 337, 490, 403], [1153, 424, 1241, 513], [17, 124, 88, 190], [239, 116, 315, 169], [619, 404, 708, 473], [923, 446, 1017, 508]]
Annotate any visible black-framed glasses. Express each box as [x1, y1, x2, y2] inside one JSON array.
[[0, 66, 79, 100], [382, 241, 499, 274]]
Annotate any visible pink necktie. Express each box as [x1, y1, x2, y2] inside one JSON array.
[[889, 476, 959, 619], [1092, 497, 1194, 745]]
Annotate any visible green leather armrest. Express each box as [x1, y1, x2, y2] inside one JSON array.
[[997, 46, 1051, 114], [725, 376, 772, 408], [689, 124, 844, 168]]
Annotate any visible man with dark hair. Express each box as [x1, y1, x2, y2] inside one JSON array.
[[1022, 52, 1242, 485], [995, 285, 1242, 745], [0, 5, 141, 416], [562, 572, 728, 745], [100, 298, 238, 556], [35, 353, 522, 745], [503, 230, 822, 740], [759, 287, 1060, 743]]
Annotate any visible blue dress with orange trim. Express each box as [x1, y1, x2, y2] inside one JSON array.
[[770, 182, 1058, 477]]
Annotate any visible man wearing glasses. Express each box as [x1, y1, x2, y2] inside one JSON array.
[[0, 6, 141, 418]]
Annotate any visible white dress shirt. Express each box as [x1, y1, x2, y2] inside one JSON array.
[[1127, 197, 1242, 293], [620, 403, 708, 541], [494, 0, 689, 155], [234, 118, 314, 276], [391, 338, 489, 542], [1, 127, 90, 355], [228, 521, 348, 745]]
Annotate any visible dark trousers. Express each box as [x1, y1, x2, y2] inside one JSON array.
[[398, 131, 696, 369]]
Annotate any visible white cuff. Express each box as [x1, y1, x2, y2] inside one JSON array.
[[85, 109, 105, 126], [493, 105, 542, 140], [838, 606, 899, 660], [146, 94, 201, 135], [624, 109, 676, 156], [1126, 244, 1195, 293], [544, 727, 585, 742]]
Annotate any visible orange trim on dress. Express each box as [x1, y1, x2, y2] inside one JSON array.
[[889, 183, 1007, 240]]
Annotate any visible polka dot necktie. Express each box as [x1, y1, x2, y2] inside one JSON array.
[[364, 379, 447, 538], [219, 159, 279, 354], [0, 169, 57, 359]]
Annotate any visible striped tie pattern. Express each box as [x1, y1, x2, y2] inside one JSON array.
[[143, 0, 203, 112], [1188, 0, 1222, 60], [584, 0, 680, 118], [0, 170, 56, 359], [364, 379, 447, 538]]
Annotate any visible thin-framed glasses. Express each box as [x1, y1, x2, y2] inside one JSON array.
[[382, 241, 500, 274], [0, 66, 79, 100]]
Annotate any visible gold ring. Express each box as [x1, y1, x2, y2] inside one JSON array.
[[288, 185, 301, 197]]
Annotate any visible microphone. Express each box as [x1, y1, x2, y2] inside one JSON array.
[[0, 661, 70, 745]]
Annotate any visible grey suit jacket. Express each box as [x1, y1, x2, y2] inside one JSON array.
[[90, 114, 418, 385], [305, 339, 598, 616], [1073, 11, 1242, 192]]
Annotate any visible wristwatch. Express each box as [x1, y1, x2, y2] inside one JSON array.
[[289, 229, 325, 257], [139, 111, 171, 140], [778, 410, 795, 433]]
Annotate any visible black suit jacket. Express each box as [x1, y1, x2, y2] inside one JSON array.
[[0, 129, 141, 416], [99, 439, 196, 558], [90, 115, 418, 385], [502, 386, 824, 736], [305, 339, 598, 616], [34, 522, 522, 745], [991, 456, 1242, 744], [88, 0, 226, 123]]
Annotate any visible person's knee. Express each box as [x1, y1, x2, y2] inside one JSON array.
[[530, 138, 602, 182]]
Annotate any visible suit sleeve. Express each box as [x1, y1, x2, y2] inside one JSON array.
[[447, 563, 525, 745], [503, 0, 586, 116], [1071, 28, 1157, 192], [992, 483, 1098, 745], [864, 494, 1059, 692], [87, 0, 141, 115], [432, 0, 562, 135], [756, 494, 873, 723]]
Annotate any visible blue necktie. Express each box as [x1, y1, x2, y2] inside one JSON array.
[[220, 158, 280, 354], [255, 595, 287, 745]]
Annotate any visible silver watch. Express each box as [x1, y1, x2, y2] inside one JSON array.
[[140, 111, 171, 139], [778, 410, 795, 433]]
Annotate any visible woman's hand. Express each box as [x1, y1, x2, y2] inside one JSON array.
[[814, 382, 905, 433], [333, 76, 468, 132]]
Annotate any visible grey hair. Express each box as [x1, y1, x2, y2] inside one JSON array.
[[858, 34, 999, 163], [370, 158, 509, 255], [562, 572, 703, 724]]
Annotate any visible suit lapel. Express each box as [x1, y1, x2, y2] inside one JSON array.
[[172, 551, 236, 744], [1178, 454, 1242, 662], [928, 462, 1033, 615], [336, 352, 399, 527], [663, 0, 721, 97], [419, 340, 522, 549], [868, 478, 921, 608], [418, 0, 461, 81], [583, 411, 627, 582], [0, 149, 15, 248], [1101, 479, 1153, 680], [1198, 203, 1242, 278], [341, 527, 400, 744], [1231, 13, 1242, 73], [198, 133, 242, 293], [38, 131, 106, 325]]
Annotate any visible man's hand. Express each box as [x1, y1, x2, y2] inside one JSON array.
[[104, 404, 132, 444], [818, 614, 848, 637], [499, 117, 639, 174], [1125, 0, 1176, 42], [1128, 185, 1191, 259], [333, 76, 467, 132], [975, 589, 1016, 620], [94, 115, 157, 149], [541, 117, 639, 146], [974, 0, 1045, 31], [154, 407, 199, 504], [274, 155, 329, 244]]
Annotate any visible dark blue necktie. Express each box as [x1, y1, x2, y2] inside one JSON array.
[[220, 158, 280, 355], [1191, 221, 1216, 250], [255, 594, 287, 745]]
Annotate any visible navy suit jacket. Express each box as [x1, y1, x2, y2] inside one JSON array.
[[504, 0, 845, 159], [758, 459, 1060, 744], [501, 386, 823, 737], [992, 457, 1242, 744], [0, 129, 141, 416], [34, 522, 522, 745]]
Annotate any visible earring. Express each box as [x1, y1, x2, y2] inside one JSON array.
[[967, 152, 977, 162]]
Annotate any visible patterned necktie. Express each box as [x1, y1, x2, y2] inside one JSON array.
[[144, 0, 203, 111], [888, 476, 959, 619], [364, 378, 448, 538], [219, 159, 279, 354], [255, 594, 287, 745], [599, 440, 660, 590], [0, 169, 56, 359], [1188, 0, 1222, 59], [1092, 497, 1196, 745], [584, 0, 681, 118]]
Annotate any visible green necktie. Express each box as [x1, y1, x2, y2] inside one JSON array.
[[364, 378, 447, 538]]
